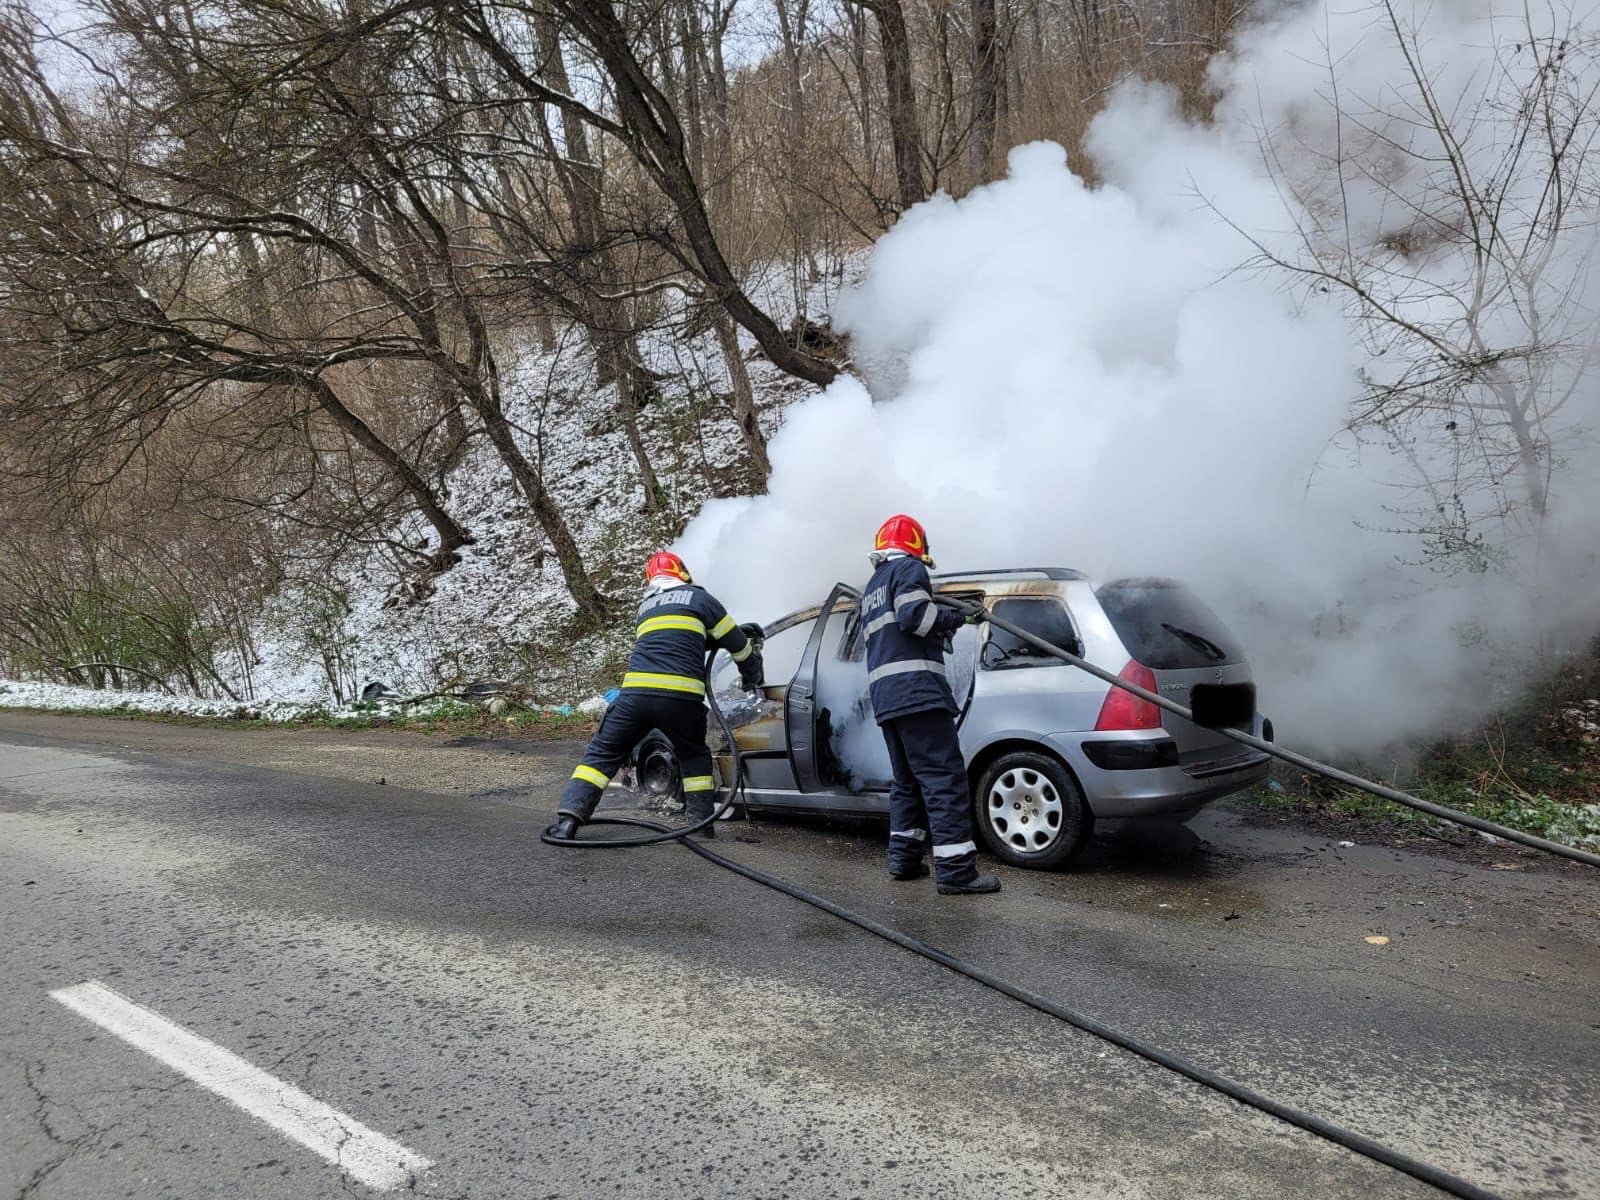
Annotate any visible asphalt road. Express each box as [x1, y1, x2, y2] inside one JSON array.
[[1, 716, 1596, 1199]]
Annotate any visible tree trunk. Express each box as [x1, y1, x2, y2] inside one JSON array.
[[301, 376, 473, 567], [712, 307, 771, 481], [998, 15, 1013, 149], [471, 388, 609, 621], [775, 0, 809, 151], [538, 0, 839, 386], [934, 2, 956, 180], [602, 334, 669, 515], [533, 309, 556, 352], [869, 0, 927, 211], [678, 0, 706, 185], [706, 0, 736, 227], [1488, 367, 1550, 519], [970, 0, 999, 179], [846, 3, 874, 158], [533, 3, 671, 509], [774, 0, 812, 267]]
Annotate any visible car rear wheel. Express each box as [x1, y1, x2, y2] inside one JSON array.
[[974, 751, 1092, 869]]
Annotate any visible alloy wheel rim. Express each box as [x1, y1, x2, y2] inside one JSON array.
[[986, 768, 1064, 853]]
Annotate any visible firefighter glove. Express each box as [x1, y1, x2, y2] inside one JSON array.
[[738, 652, 765, 693]]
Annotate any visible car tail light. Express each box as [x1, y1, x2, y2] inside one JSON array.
[[1094, 660, 1162, 730]]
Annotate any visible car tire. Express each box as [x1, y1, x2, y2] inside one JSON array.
[[633, 731, 681, 801], [973, 751, 1093, 869]]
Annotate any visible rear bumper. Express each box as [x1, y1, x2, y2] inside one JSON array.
[[1046, 732, 1270, 818]]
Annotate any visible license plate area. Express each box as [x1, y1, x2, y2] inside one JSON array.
[[1189, 682, 1255, 730]]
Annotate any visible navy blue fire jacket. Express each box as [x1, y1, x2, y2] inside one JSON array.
[[861, 554, 965, 724], [624, 581, 754, 699]]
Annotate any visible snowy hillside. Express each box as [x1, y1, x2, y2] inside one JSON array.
[[243, 280, 844, 708]]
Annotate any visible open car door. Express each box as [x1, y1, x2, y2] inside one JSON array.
[[783, 583, 859, 792]]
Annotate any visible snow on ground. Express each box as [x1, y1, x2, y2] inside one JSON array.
[[0, 678, 324, 721], [0, 677, 610, 722]]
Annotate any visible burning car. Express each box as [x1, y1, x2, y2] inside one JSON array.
[[636, 568, 1271, 869]]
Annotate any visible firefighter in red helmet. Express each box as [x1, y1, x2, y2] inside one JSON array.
[[861, 515, 1000, 893], [550, 552, 763, 840]]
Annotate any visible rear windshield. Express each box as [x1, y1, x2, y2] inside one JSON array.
[[1095, 579, 1244, 669]]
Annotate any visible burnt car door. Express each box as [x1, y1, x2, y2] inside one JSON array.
[[822, 585, 985, 794], [783, 583, 860, 792]]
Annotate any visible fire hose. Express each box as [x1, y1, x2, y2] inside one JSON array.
[[541, 597, 1597, 1199]]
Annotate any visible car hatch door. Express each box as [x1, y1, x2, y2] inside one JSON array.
[[784, 582, 860, 792]]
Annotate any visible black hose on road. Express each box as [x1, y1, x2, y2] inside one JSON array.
[[538, 798, 730, 848], [563, 810, 1504, 1200]]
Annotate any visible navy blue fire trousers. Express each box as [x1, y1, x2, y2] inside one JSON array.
[[558, 692, 715, 822], [880, 709, 980, 883]]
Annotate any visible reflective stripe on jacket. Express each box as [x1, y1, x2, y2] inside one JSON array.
[[861, 554, 964, 723], [624, 581, 752, 699]]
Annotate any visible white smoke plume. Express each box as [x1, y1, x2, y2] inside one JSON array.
[[682, 0, 1600, 760]]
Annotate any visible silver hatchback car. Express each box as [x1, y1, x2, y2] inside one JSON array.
[[695, 567, 1272, 869]]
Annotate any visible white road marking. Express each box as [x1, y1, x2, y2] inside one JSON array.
[[50, 980, 430, 1191]]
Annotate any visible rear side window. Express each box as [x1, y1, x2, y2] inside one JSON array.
[[1095, 579, 1243, 670], [982, 597, 1080, 668]]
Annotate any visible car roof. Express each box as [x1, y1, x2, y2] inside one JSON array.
[[933, 567, 1087, 581], [759, 570, 1096, 634]]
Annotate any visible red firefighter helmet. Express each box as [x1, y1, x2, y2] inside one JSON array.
[[644, 551, 692, 584], [874, 514, 933, 564]]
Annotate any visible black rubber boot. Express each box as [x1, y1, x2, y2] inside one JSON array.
[[936, 872, 1002, 895], [685, 795, 717, 840], [889, 862, 930, 881], [548, 813, 581, 841]]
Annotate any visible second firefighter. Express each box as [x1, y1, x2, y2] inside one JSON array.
[[551, 552, 763, 840]]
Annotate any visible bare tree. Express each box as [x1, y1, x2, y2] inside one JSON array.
[[969, 0, 999, 175], [1241, 0, 1600, 565], [0, 1, 621, 619], [523, 5, 669, 514], [850, 0, 928, 210], [453, 0, 841, 386]]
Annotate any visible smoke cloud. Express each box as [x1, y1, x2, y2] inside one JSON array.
[[681, 0, 1600, 759]]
